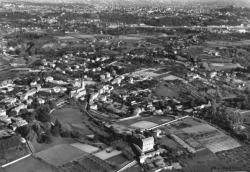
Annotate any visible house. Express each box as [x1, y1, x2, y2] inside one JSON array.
[[37, 98, 45, 104], [45, 76, 54, 82], [0, 108, 6, 116], [0, 80, 14, 88], [90, 104, 98, 110], [12, 104, 27, 115], [10, 117, 28, 130], [0, 116, 11, 124], [30, 81, 37, 87], [22, 88, 37, 100], [2, 97, 17, 105]]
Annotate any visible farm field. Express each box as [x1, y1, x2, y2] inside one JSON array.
[[3, 156, 58, 172], [106, 154, 129, 167], [160, 117, 241, 154], [180, 149, 225, 172], [180, 124, 241, 153], [70, 143, 99, 153], [59, 154, 114, 172], [35, 144, 87, 167], [122, 164, 143, 172], [216, 146, 250, 171], [94, 147, 122, 160]]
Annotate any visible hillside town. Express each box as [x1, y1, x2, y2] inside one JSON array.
[[0, 1, 250, 172]]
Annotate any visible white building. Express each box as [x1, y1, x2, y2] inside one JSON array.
[[0, 109, 6, 116]]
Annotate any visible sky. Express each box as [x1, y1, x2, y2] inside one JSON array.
[[1, 0, 250, 7]]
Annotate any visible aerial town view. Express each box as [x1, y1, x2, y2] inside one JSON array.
[[0, 0, 250, 171]]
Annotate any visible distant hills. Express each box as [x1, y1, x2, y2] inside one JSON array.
[[1, 0, 250, 8]]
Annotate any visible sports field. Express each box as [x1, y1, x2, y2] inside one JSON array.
[[130, 121, 157, 129]]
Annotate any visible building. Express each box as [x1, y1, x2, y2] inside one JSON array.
[[139, 137, 154, 153], [12, 104, 27, 115], [134, 134, 155, 154], [0, 109, 6, 117], [22, 89, 37, 100]]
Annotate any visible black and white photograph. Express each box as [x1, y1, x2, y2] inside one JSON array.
[[0, 0, 250, 172]]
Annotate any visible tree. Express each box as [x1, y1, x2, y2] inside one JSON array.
[[43, 132, 53, 144], [51, 120, 61, 137], [16, 125, 31, 139], [36, 105, 51, 122], [20, 112, 35, 123], [37, 132, 53, 144], [60, 129, 71, 138]]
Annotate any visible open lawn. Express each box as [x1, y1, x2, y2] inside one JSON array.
[[51, 107, 92, 135], [30, 135, 75, 153]]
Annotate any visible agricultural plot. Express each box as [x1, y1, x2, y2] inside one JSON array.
[[106, 154, 129, 167], [71, 143, 99, 153], [94, 147, 122, 160], [179, 124, 241, 153], [60, 154, 114, 172], [4, 156, 58, 172], [216, 146, 250, 171], [181, 148, 225, 172], [35, 144, 87, 167]]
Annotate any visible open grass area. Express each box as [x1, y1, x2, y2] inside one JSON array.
[[30, 136, 75, 153], [51, 107, 92, 135]]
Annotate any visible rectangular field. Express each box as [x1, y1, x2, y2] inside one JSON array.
[[35, 144, 87, 167]]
